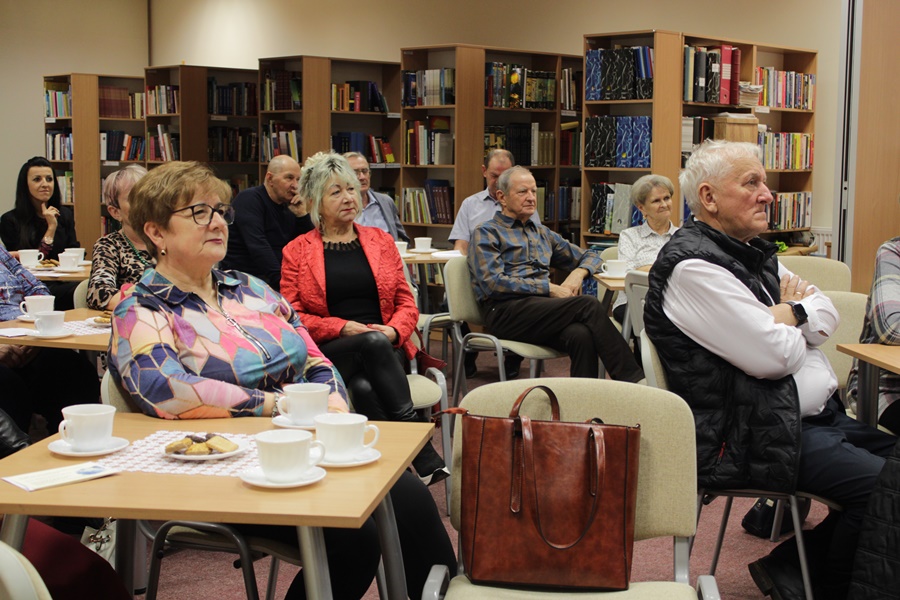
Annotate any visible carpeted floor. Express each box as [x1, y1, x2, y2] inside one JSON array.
[[136, 351, 828, 599]]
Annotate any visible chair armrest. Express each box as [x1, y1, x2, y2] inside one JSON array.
[[696, 575, 721, 600], [422, 564, 450, 600]]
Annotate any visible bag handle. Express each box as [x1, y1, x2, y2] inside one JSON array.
[[518, 415, 605, 550], [509, 385, 560, 421]]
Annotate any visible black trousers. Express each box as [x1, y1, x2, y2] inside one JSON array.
[[233, 470, 456, 600], [319, 331, 445, 476], [483, 295, 644, 382]]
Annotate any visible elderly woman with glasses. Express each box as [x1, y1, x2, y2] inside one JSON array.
[[107, 161, 454, 599], [86, 165, 151, 310]]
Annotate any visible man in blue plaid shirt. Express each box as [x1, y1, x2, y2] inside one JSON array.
[[468, 166, 643, 381]]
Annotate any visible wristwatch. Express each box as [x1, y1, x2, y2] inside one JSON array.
[[786, 301, 808, 326]]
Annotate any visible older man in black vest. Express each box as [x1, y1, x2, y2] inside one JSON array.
[[644, 140, 895, 600]]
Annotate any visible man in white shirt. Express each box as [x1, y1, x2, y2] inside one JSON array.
[[644, 140, 895, 600], [344, 152, 408, 242]]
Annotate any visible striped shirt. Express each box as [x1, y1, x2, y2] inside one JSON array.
[[469, 212, 601, 303]]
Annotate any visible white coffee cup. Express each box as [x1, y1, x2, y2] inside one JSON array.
[[278, 383, 330, 426], [601, 260, 628, 278], [314, 413, 379, 463], [414, 237, 432, 251], [18, 249, 43, 267], [58, 404, 116, 452], [64, 247, 86, 262], [35, 310, 66, 335], [395, 241, 408, 256], [19, 295, 55, 317], [58, 253, 80, 269], [255, 429, 325, 483]]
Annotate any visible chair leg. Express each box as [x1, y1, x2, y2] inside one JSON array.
[[265, 557, 281, 600], [770, 498, 785, 542], [375, 558, 388, 599], [790, 496, 815, 600], [709, 496, 734, 576]]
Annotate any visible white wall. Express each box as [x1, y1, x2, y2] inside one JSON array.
[[1, 0, 842, 229]]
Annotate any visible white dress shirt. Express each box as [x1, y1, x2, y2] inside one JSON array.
[[662, 259, 839, 417]]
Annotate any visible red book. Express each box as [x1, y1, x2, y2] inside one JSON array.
[[730, 47, 741, 104], [720, 46, 733, 105]]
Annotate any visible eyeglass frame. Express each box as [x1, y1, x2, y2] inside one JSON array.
[[170, 202, 235, 226], [353, 168, 371, 176]]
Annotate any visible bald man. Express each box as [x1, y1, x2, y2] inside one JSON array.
[[221, 155, 313, 290]]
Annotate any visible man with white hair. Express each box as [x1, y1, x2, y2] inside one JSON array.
[[644, 139, 895, 600]]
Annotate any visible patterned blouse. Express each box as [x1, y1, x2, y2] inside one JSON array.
[[87, 230, 154, 310], [108, 268, 347, 419]]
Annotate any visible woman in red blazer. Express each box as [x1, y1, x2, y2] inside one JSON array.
[[281, 152, 447, 485]]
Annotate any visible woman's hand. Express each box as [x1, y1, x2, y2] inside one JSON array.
[[327, 392, 350, 413], [340, 321, 370, 337], [368, 324, 398, 343], [41, 204, 60, 233]]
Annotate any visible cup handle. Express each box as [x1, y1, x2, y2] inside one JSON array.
[[276, 396, 287, 416], [58, 420, 70, 443], [19, 301, 27, 314], [37, 252, 44, 262], [363, 424, 379, 450], [600, 263, 608, 273], [309, 440, 326, 466]]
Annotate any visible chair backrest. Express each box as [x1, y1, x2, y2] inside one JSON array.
[[101, 370, 140, 414], [443, 256, 483, 326], [624, 270, 650, 335], [600, 246, 618, 262], [640, 329, 670, 391], [73, 279, 90, 309], [451, 378, 697, 541], [820, 291, 869, 390], [778, 256, 851, 292], [0, 541, 52, 600]]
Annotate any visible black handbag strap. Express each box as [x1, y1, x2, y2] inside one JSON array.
[[509, 385, 560, 420]]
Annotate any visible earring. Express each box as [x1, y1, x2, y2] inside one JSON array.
[[160, 248, 167, 256]]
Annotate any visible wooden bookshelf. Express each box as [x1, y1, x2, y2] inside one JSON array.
[[399, 44, 582, 243]]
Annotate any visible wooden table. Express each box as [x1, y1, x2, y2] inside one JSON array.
[[29, 266, 91, 282], [0, 308, 108, 352], [837, 343, 900, 427], [0, 414, 431, 600]]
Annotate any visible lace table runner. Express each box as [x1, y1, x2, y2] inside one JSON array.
[[95, 430, 258, 477]]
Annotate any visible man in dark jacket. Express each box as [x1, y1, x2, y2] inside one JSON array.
[[644, 140, 895, 600]]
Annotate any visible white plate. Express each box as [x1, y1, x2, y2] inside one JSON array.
[[162, 437, 250, 461], [17, 314, 38, 323], [87, 317, 112, 327], [49, 437, 130, 457], [239, 466, 326, 489], [320, 448, 381, 468], [53, 266, 84, 273], [432, 250, 463, 259], [28, 265, 54, 271], [31, 331, 72, 339], [598, 274, 627, 280], [409, 248, 438, 254], [272, 415, 315, 430]]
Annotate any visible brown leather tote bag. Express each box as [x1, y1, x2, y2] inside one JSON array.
[[459, 385, 641, 590]]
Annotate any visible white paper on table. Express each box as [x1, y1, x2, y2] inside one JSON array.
[[0, 329, 34, 338], [3, 462, 121, 491]]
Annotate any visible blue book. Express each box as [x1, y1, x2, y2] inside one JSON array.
[[632, 116, 651, 168], [615, 116, 634, 168], [585, 49, 602, 101]]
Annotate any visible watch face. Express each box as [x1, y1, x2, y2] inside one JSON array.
[[791, 302, 808, 324]]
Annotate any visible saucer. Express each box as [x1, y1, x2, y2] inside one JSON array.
[[54, 266, 84, 273], [320, 448, 381, 468], [240, 466, 327, 489], [272, 415, 315, 430], [49, 437, 130, 457], [599, 273, 626, 280], [409, 248, 438, 254], [18, 314, 38, 323], [28, 265, 54, 271], [399, 253, 416, 259], [432, 250, 463, 259], [162, 438, 250, 461], [31, 331, 72, 339]]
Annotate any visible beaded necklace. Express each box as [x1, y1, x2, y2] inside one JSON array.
[[123, 232, 153, 269]]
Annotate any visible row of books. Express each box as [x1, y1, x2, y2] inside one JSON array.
[[584, 116, 651, 168], [55, 171, 74, 205], [483, 124, 555, 166], [767, 191, 812, 230], [400, 180, 454, 224], [45, 129, 73, 161], [100, 131, 146, 161], [560, 67, 582, 111], [146, 85, 180, 115], [98, 86, 135, 118], [331, 81, 390, 112], [261, 121, 301, 162], [560, 125, 582, 167], [208, 127, 258, 162], [226, 174, 259, 196], [755, 67, 816, 110], [405, 117, 453, 165], [760, 131, 814, 170], [548, 183, 582, 221], [585, 46, 654, 101], [588, 182, 641, 234], [484, 63, 557, 109], [401, 68, 456, 107], [330, 132, 396, 164], [44, 82, 72, 118], [262, 70, 302, 111], [684, 45, 741, 104], [148, 124, 180, 161], [207, 79, 258, 116]]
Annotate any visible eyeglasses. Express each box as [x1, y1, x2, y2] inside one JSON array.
[[171, 202, 235, 226], [353, 168, 370, 176]]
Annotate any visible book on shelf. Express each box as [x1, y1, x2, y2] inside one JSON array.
[[227, 174, 258, 196], [706, 48, 721, 104], [692, 47, 708, 103], [611, 182, 633, 234], [767, 191, 812, 230], [150, 124, 180, 161], [424, 178, 453, 224], [405, 116, 451, 165], [43, 81, 71, 118], [263, 70, 302, 111], [45, 129, 73, 161], [560, 67, 583, 111], [588, 182, 634, 234], [209, 127, 258, 162], [719, 45, 733, 105], [759, 130, 814, 170], [555, 180, 582, 222], [262, 120, 301, 162], [560, 126, 582, 167], [145, 84, 180, 115], [207, 78, 258, 116], [433, 132, 453, 165], [585, 49, 601, 101], [633, 45, 654, 100], [130, 92, 145, 119], [402, 68, 455, 106], [730, 47, 742, 104], [55, 170, 74, 205], [615, 116, 633, 168], [99, 85, 132, 118], [583, 115, 616, 167], [401, 187, 429, 223], [683, 45, 696, 102], [754, 67, 816, 110]]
